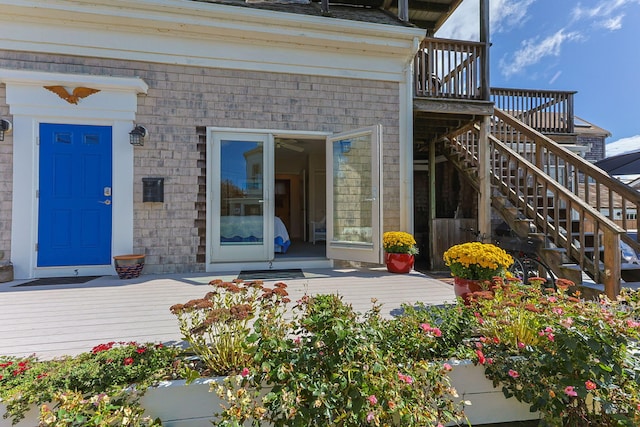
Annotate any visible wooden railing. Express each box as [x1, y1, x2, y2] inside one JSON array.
[[414, 38, 486, 100], [448, 124, 627, 298], [493, 109, 640, 243], [491, 88, 576, 134]]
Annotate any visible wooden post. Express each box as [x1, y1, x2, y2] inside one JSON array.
[[603, 231, 621, 299], [479, 0, 490, 101], [429, 139, 437, 269], [478, 116, 491, 240]]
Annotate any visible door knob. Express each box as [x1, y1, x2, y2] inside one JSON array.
[[98, 200, 111, 205]]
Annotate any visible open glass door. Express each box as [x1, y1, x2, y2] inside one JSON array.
[[210, 132, 274, 262], [326, 125, 383, 264]]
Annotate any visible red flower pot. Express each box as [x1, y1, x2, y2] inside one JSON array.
[[453, 276, 487, 305], [385, 253, 414, 274]]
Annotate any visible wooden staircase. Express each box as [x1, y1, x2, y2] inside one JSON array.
[[443, 108, 640, 298]]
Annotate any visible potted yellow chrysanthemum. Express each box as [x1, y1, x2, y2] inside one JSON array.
[[443, 242, 513, 303], [382, 231, 418, 273]]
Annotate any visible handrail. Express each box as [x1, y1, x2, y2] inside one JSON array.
[[448, 125, 625, 298], [493, 108, 640, 251], [414, 38, 486, 100], [491, 88, 576, 134]]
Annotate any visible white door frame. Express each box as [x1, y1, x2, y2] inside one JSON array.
[[206, 127, 332, 272], [326, 125, 383, 264], [0, 68, 147, 279]]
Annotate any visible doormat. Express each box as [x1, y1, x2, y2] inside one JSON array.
[[238, 269, 304, 280], [14, 276, 101, 287]]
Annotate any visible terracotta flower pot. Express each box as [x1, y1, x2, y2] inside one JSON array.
[[384, 252, 414, 274]]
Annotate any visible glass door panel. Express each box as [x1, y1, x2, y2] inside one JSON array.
[[210, 132, 273, 262], [326, 125, 382, 264]]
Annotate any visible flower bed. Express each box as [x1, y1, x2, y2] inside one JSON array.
[[2, 278, 639, 427]]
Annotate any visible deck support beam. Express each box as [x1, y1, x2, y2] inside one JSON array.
[[478, 116, 491, 240]]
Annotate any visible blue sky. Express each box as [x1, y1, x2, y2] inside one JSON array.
[[437, 0, 640, 157]]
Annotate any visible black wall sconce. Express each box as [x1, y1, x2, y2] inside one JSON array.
[[129, 125, 147, 146], [0, 119, 12, 142], [142, 177, 164, 202]]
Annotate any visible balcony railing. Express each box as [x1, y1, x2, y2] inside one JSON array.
[[414, 38, 486, 100], [491, 88, 576, 134]]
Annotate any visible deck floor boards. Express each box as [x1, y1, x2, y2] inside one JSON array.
[[0, 268, 455, 359]]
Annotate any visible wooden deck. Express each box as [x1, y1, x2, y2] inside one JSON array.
[[0, 268, 456, 360]]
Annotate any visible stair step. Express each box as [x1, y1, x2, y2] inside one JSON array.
[[621, 264, 640, 282]]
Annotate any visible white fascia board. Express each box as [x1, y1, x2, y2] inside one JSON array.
[[0, 0, 424, 81]]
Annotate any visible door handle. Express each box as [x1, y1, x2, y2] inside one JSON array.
[[98, 200, 111, 205]]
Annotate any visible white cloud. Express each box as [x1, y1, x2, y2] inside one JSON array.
[[606, 135, 640, 157], [499, 29, 582, 78], [572, 0, 640, 30], [602, 14, 624, 30], [436, 0, 536, 41], [549, 70, 562, 84]]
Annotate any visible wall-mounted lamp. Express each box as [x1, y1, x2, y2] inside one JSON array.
[[0, 119, 12, 142], [340, 139, 351, 154], [129, 125, 147, 146]]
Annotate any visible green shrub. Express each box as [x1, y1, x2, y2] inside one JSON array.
[[0, 342, 180, 424]]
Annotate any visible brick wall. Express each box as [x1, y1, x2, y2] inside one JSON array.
[[0, 50, 401, 273]]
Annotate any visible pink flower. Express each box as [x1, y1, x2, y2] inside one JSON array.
[[585, 380, 597, 390], [419, 323, 430, 332], [552, 307, 563, 315], [508, 369, 519, 378], [547, 333, 555, 342], [293, 336, 301, 345], [240, 367, 250, 377], [564, 386, 578, 397], [443, 363, 452, 371], [398, 372, 413, 384], [367, 395, 377, 405], [431, 327, 442, 337], [366, 412, 374, 422], [548, 296, 558, 303], [517, 342, 525, 349]]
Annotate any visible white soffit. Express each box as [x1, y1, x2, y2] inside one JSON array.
[[0, 0, 424, 81]]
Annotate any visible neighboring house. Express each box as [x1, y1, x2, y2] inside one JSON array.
[[0, 0, 465, 279], [574, 116, 610, 162]]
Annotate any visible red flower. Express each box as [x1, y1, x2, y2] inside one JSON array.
[[508, 369, 519, 378], [123, 357, 134, 366], [475, 349, 486, 365], [92, 342, 115, 354], [585, 380, 597, 390], [136, 347, 146, 354]]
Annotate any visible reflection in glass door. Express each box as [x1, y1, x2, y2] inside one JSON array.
[[210, 132, 273, 262]]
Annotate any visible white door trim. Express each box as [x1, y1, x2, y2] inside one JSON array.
[[0, 68, 147, 279]]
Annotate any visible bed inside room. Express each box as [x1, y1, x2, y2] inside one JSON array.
[[219, 215, 291, 253]]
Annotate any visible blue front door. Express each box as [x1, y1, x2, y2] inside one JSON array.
[[38, 124, 113, 267]]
